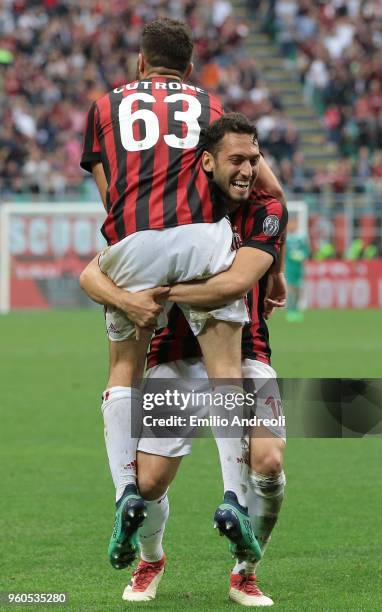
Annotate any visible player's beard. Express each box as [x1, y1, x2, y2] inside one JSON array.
[[211, 183, 240, 213], [220, 188, 240, 213]]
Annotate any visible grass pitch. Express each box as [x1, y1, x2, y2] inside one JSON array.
[[1, 309, 381, 610]]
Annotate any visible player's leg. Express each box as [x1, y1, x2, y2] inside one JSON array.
[[286, 282, 302, 321], [197, 321, 262, 563], [104, 334, 152, 498], [122, 444, 185, 601], [229, 426, 285, 606], [294, 281, 304, 321], [103, 332, 152, 569], [197, 320, 247, 501], [197, 318, 243, 378], [173, 218, 253, 507], [122, 359, 196, 601], [137, 452, 182, 561], [230, 360, 286, 606], [137, 359, 195, 561], [97, 231, 173, 569], [248, 430, 286, 558], [229, 431, 285, 607]]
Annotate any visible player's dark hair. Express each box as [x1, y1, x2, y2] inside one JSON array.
[[141, 18, 193, 74], [203, 113, 258, 156]]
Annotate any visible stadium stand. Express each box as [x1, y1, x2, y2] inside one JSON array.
[[249, 0, 382, 192], [0, 0, 381, 256], [0, 0, 316, 198], [0, 0, 292, 199], [242, 0, 382, 256]]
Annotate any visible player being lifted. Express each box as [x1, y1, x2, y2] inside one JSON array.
[[81, 115, 288, 606], [80, 20, 261, 570]]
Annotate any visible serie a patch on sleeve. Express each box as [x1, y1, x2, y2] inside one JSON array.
[[263, 215, 280, 237]]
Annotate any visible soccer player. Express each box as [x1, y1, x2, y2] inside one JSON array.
[[80, 22, 261, 570], [81, 117, 288, 606], [285, 213, 310, 322]]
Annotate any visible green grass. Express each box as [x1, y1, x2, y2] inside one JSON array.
[[0, 310, 381, 610], [269, 308, 382, 377]]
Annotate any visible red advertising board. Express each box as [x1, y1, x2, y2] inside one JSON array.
[[304, 260, 382, 309], [9, 213, 105, 309], [6, 210, 382, 310]]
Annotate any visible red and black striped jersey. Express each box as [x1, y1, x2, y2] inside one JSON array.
[[147, 190, 288, 368], [80, 77, 224, 245]]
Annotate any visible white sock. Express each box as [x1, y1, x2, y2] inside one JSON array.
[[231, 560, 247, 575], [232, 470, 286, 576], [211, 385, 249, 507], [101, 386, 142, 502], [244, 470, 286, 573], [139, 492, 169, 562], [231, 480, 255, 576]]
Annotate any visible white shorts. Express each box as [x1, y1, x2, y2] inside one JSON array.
[[137, 358, 286, 457], [99, 218, 248, 340]]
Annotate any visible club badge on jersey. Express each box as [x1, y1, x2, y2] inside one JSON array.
[[231, 225, 243, 251]]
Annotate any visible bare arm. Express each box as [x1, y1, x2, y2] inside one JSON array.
[[91, 162, 108, 211], [263, 270, 287, 319], [80, 255, 127, 308], [168, 247, 273, 308], [274, 239, 286, 272], [264, 228, 288, 318], [79, 256, 169, 327], [257, 162, 287, 314]]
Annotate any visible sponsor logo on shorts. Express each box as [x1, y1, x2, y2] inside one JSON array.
[[263, 215, 280, 237], [108, 322, 121, 334]]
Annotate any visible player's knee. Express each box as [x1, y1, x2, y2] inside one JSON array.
[[138, 473, 170, 501], [252, 448, 284, 476]]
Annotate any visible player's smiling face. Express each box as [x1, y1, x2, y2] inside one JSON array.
[[203, 133, 260, 203]]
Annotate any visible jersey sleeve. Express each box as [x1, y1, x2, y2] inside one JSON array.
[[80, 101, 102, 173], [209, 94, 224, 121], [243, 192, 288, 262]]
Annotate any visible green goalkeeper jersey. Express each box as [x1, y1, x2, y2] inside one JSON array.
[[285, 234, 310, 285]]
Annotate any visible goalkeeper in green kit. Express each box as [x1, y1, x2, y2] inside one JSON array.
[[285, 214, 310, 322]]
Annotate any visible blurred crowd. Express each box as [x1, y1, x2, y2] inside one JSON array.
[[1, 0, 382, 202], [257, 0, 382, 193], [0, 0, 296, 199]]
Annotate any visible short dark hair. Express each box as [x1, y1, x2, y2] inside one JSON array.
[[203, 113, 258, 156], [141, 18, 193, 74]]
